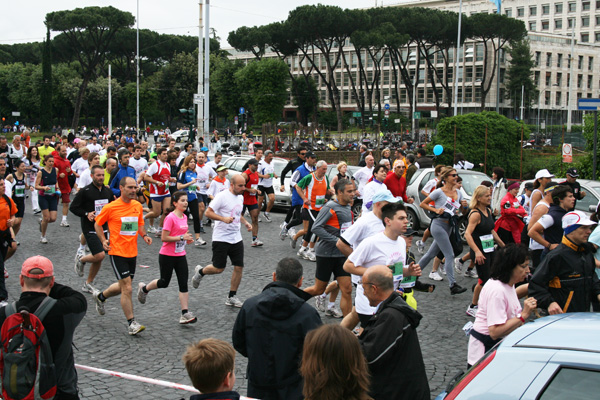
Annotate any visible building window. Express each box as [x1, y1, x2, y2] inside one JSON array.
[[464, 87, 473, 102], [417, 88, 424, 103], [579, 55, 584, 69], [546, 52, 553, 67], [555, 19, 563, 29], [545, 92, 551, 105], [556, 91, 562, 106], [465, 66, 473, 82], [505, 8, 512, 17], [517, 7, 525, 17], [557, 72, 562, 85], [530, 6, 537, 16], [583, 1, 591, 11], [568, 2, 576, 12], [499, 68, 505, 83], [545, 72, 552, 86], [557, 53, 563, 67], [476, 44, 484, 61], [597, 16, 600, 25], [568, 18, 575, 28], [476, 66, 483, 80], [530, 21, 537, 30], [596, 32, 600, 42], [597, 0, 600, 9], [581, 33, 590, 42], [578, 74, 583, 88], [589, 57, 594, 71], [542, 4, 550, 14], [567, 72, 570, 87], [426, 89, 434, 103], [535, 51, 541, 66], [535, 71, 540, 85], [583, 17, 590, 27], [588, 75, 593, 89], [542, 20, 550, 30]]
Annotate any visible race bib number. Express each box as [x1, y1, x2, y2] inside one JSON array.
[[94, 199, 108, 213], [389, 261, 404, 282], [14, 185, 25, 197], [250, 184, 258, 196], [45, 187, 55, 195], [444, 197, 459, 215], [340, 221, 352, 235], [120, 216, 138, 236], [400, 275, 416, 289], [480, 234, 495, 253], [175, 240, 186, 253], [315, 195, 326, 208], [188, 185, 197, 192]]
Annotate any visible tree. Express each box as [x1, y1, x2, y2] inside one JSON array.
[[211, 56, 244, 119], [504, 39, 537, 115], [45, 6, 135, 131], [235, 58, 289, 125], [291, 75, 319, 125], [40, 28, 53, 131], [227, 26, 269, 60], [156, 52, 198, 125]]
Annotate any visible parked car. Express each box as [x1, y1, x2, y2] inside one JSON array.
[[169, 129, 189, 143], [518, 178, 600, 216], [437, 312, 600, 399], [405, 168, 493, 237]]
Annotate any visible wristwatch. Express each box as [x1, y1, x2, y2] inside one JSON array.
[[180, 235, 184, 241]]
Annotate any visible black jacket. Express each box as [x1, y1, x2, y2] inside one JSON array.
[[280, 157, 304, 187], [359, 291, 430, 400], [529, 237, 600, 312], [232, 281, 322, 400], [69, 182, 114, 233], [0, 284, 87, 397], [416, 156, 433, 169], [189, 391, 240, 400]]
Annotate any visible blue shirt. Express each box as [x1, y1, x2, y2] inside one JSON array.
[[109, 164, 136, 197], [178, 169, 198, 201]]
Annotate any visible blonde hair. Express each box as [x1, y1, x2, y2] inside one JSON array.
[[470, 185, 490, 209], [337, 161, 347, 172]]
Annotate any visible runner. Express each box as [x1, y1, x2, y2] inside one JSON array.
[[352, 154, 375, 213], [176, 155, 207, 246], [8, 160, 28, 237], [241, 158, 263, 247], [137, 191, 198, 324], [77, 152, 100, 189], [70, 165, 114, 293], [109, 149, 136, 197], [52, 144, 73, 227], [207, 165, 230, 200], [92, 176, 152, 335], [191, 174, 253, 307], [71, 147, 90, 191], [415, 165, 444, 254], [0, 178, 17, 306], [129, 144, 149, 181], [25, 146, 41, 213], [34, 154, 59, 244], [143, 147, 173, 235], [195, 152, 216, 233], [257, 150, 277, 222], [361, 164, 388, 213], [304, 178, 355, 317]]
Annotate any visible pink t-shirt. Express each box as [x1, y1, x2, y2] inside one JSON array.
[[159, 212, 189, 257], [467, 279, 522, 366]]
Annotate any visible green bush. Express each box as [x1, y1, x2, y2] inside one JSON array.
[[573, 113, 599, 179]]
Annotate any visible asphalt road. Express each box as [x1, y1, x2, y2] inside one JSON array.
[[5, 203, 481, 399]]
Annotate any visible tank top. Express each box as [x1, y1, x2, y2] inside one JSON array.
[[529, 201, 550, 250], [337, 173, 348, 181], [528, 188, 543, 217], [12, 172, 26, 199], [40, 168, 57, 196], [242, 169, 259, 205], [469, 207, 495, 253]]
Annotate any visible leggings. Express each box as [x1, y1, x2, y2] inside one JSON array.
[[187, 198, 201, 234], [157, 254, 189, 292], [303, 209, 319, 243], [285, 205, 303, 230], [418, 218, 456, 287], [470, 249, 493, 284]]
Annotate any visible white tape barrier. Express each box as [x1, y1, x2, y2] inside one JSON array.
[[75, 364, 254, 399]]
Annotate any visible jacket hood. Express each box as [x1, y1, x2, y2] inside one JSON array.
[[382, 291, 423, 328], [256, 281, 312, 320], [51, 150, 66, 161]]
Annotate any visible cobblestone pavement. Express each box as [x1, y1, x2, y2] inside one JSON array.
[[7, 206, 481, 399]]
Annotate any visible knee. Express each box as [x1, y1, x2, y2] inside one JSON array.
[[157, 278, 168, 289], [121, 283, 133, 296], [92, 252, 105, 262]]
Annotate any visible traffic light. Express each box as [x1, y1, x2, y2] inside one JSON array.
[[179, 108, 195, 127]]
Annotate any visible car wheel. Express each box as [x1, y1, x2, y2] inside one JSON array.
[[351, 201, 362, 218], [459, 216, 467, 243], [406, 208, 419, 231], [176, 137, 181, 143]]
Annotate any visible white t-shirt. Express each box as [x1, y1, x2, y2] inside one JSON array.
[[129, 157, 149, 180], [206, 160, 219, 170], [78, 168, 92, 188], [87, 143, 102, 153], [467, 279, 521, 366], [348, 231, 406, 315], [341, 211, 385, 284], [361, 181, 387, 213], [208, 190, 243, 244], [195, 164, 217, 195], [71, 157, 89, 186], [207, 178, 230, 198], [352, 166, 374, 199], [258, 160, 275, 188], [422, 178, 438, 194]]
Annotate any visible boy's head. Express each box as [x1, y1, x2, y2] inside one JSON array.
[[183, 338, 235, 394]]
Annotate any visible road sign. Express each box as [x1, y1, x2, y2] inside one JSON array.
[[430, 111, 438, 118], [193, 94, 203, 104], [384, 104, 390, 110], [413, 112, 421, 120], [394, 119, 401, 123], [384, 110, 390, 116], [562, 143, 572, 163], [11, 112, 20, 117], [578, 98, 600, 110], [541, 121, 546, 129], [234, 116, 239, 125], [352, 112, 361, 117], [239, 107, 245, 114]]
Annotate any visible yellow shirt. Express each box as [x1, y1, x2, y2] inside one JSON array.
[[38, 146, 55, 167]]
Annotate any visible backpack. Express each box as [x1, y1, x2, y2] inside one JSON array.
[[0, 297, 57, 400]]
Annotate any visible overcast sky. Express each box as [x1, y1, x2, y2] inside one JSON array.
[[1, 0, 412, 48]]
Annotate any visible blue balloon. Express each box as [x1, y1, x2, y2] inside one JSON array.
[[433, 144, 443, 156]]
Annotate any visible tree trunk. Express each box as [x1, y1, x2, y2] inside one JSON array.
[[71, 75, 91, 132]]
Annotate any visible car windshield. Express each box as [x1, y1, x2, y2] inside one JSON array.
[[273, 161, 290, 178], [459, 173, 492, 197]]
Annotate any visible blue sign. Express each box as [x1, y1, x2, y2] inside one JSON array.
[[239, 107, 245, 115], [384, 104, 390, 110], [578, 99, 600, 111]]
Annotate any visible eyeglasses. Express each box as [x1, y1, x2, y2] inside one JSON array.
[[299, 152, 307, 156], [448, 174, 458, 177]]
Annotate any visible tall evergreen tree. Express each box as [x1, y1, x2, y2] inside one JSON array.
[[504, 39, 537, 114]]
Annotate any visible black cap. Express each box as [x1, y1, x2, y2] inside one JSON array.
[[306, 151, 316, 158], [524, 182, 534, 190], [566, 168, 579, 178], [403, 228, 419, 236], [248, 158, 259, 166]]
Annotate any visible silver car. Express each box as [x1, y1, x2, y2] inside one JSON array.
[[519, 178, 600, 215]]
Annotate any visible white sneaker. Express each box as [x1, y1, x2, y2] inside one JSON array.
[[192, 265, 204, 288], [306, 249, 316, 262], [128, 320, 146, 335], [194, 238, 207, 246], [137, 282, 148, 304], [325, 306, 343, 318], [60, 220, 69, 227], [74, 250, 85, 277], [454, 257, 464, 273], [179, 311, 198, 324], [40, 237, 48, 244], [225, 295, 243, 308], [251, 238, 264, 247], [466, 304, 478, 318], [279, 224, 288, 240], [92, 289, 105, 316], [428, 271, 443, 281], [81, 281, 96, 294], [315, 295, 327, 312], [154, 228, 162, 237], [263, 212, 272, 222], [464, 269, 479, 278], [297, 247, 307, 258], [416, 240, 425, 254], [147, 226, 157, 234]]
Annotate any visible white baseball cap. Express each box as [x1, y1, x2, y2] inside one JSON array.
[[535, 169, 555, 180], [562, 211, 597, 234]]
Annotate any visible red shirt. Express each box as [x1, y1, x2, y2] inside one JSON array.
[[51, 150, 72, 191], [383, 171, 408, 202], [242, 169, 259, 205]]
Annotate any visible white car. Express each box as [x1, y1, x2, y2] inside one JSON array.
[[169, 129, 189, 143]]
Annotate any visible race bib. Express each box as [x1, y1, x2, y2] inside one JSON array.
[[175, 240, 186, 253], [120, 216, 138, 236], [444, 197, 459, 214], [400, 275, 416, 289], [315, 195, 326, 208], [340, 221, 352, 235], [14, 185, 25, 197], [188, 185, 197, 192], [94, 199, 108, 214], [389, 261, 404, 282], [480, 234, 495, 253], [250, 184, 258, 196], [45, 187, 55, 195]]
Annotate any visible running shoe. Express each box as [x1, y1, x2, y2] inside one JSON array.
[[74, 250, 85, 277], [0, 300, 7, 308], [179, 312, 198, 324], [428, 271, 443, 281], [137, 282, 147, 304], [416, 240, 425, 254], [147, 226, 157, 234], [60, 220, 69, 227], [279, 223, 289, 240], [289, 232, 298, 249], [33, 208, 41, 214], [466, 304, 478, 317], [464, 269, 479, 278], [325, 306, 343, 318], [225, 295, 243, 308], [315, 295, 327, 312], [40, 237, 48, 244], [454, 257, 464, 273], [450, 283, 467, 295], [306, 249, 316, 262], [199, 227, 206, 233], [297, 247, 307, 258], [194, 238, 207, 246], [92, 290, 105, 316], [251, 239, 264, 247], [192, 265, 204, 289], [128, 320, 146, 335], [81, 282, 96, 294], [154, 228, 162, 238], [263, 212, 272, 222]]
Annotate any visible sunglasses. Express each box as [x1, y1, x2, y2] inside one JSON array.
[[449, 174, 458, 177], [300, 153, 307, 156]]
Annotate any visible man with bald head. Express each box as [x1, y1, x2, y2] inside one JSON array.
[[359, 265, 430, 400], [191, 174, 253, 308]]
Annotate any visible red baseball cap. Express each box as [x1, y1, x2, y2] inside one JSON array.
[[21, 256, 54, 279]]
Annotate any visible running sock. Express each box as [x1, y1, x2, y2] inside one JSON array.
[[181, 309, 188, 315], [142, 285, 149, 294], [228, 291, 236, 298], [62, 216, 67, 222], [78, 244, 86, 251], [127, 318, 134, 326], [300, 245, 307, 252], [199, 268, 205, 277], [328, 302, 335, 309], [252, 236, 257, 241], [319, 293, 327, 299], [98, 292, 107, 302]]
